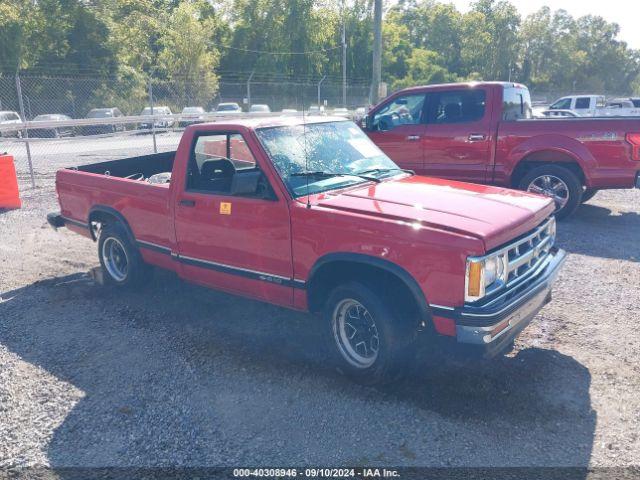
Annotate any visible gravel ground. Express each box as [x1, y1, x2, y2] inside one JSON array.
[[1, 171, 639, 469]]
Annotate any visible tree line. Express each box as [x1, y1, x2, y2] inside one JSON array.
[[1, 0, 639, 110]]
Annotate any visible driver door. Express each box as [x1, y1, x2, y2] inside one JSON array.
[[173, 131, 294, 306], [365, 93, 427, 172]]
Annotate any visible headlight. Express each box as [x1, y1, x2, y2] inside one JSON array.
[[465, 252, 508, 302]]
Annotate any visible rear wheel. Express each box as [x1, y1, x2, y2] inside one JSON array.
[[324, 281, 415, 385], [98, 222, 151, 287], [519, 164, 583, 219]]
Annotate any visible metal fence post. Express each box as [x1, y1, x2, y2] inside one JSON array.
[[246, 71, 254, 110], [15, 74, 36, 188], [148, 78, 157, 153], [317, 75, 326, 109]]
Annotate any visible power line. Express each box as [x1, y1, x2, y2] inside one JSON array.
[[212, 44, 342, 55]]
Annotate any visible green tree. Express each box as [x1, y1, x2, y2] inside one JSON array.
[[157, 1, 220, 106]]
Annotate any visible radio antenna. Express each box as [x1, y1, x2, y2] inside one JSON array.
[[302, 69, 311, 209]]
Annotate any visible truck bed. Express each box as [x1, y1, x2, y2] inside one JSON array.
[[56, 151, 176, 253], [75, 151, 175, 179]]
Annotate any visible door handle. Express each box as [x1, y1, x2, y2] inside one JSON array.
[[468, 134, 487, 142], [406, 135, 421, 141], [179, 199, 196, 207]]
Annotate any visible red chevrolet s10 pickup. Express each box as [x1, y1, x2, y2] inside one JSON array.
[[364, 82, 640, 218], [49, 117, 566, 384]]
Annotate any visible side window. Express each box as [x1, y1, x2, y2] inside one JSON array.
[[575, 97, 591, 109], [372, 94, 426, 131], [425, 89, 486, 124], [550, 98, 571, 110], [187, 133, 257, 194], [502, 87, 532, 121], [229, 134, 257, 170]]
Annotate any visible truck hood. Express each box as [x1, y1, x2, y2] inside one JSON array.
[[314, 175, 555, 250]]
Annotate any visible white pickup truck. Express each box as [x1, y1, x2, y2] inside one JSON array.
[[549, 95, 640, 117]]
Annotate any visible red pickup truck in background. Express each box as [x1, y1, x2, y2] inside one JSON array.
[[364, 82, 640, 218], [49, 117, 565, 384]]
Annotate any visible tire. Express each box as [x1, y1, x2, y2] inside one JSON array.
[[98, 222, 151, 287], [324, 281, 416, 385], [518, 164, 583, 219], [581, 188, 599, 203]]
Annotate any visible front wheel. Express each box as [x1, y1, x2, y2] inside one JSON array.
[[519, 165, 583, 219], [324, 281, 415, 385], [98, 223, 151, 287]]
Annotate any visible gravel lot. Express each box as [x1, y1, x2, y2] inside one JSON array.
[[1, 144, 639, 469]]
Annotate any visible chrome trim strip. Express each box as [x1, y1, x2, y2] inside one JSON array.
[[136, 239, 172, 254], [61, 215, 89, 229], [430, 304, 455, 311], [135, 240, 305, 288], [177, 254, 291, 282]]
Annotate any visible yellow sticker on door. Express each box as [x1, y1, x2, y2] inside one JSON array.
[[220, 202, 232, 215]]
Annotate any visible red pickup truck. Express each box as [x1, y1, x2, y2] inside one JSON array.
[[48, 117, 566, 384], [364, 82, 640, 218]]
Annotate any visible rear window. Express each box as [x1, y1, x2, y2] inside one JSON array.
[[424, 89, 486, 124], [502, 87, 532, 121], [575, 97, 591, 109]]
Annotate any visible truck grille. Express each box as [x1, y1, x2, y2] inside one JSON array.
[[504, 217, 555, 287]]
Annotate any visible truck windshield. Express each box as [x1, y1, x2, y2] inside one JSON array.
[[256, 121, 402, 197]]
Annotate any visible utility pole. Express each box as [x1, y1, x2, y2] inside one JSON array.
[[371, 0, 383, 104], [341, 0, 347, 108]]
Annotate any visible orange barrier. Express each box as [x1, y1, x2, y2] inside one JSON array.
[[0, 154, 21, 210]]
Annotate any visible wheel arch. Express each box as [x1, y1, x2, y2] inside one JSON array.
[[88, 205, 135, 243], [511, 149, 587, 188], [306, 253, 431, 327]]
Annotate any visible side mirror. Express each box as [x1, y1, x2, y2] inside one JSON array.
[[230, 170, 261, 196]]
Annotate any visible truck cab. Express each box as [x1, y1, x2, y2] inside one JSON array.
[[548, 95, 607, 116]]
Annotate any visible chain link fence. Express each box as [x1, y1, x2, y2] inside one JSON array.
[[0, 73, 371, 188]]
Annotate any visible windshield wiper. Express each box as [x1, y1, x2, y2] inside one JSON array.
[[355, 167, 414, 177], [291, 171, 381, 183]]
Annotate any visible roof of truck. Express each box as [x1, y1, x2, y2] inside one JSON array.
[[398, 81, 528, 94], [195, 115, 350, 131]]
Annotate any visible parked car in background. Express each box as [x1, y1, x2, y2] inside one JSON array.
[[249, 104, 271, 113], [30, 114, 75, 138], [139, 106, 174, 130], [0, 111, 22, 138], [538, 109, 581, 118], [178, 107, 206, 128], [331, 107, 350, 118], [548, 95, 606, 117], [603, 98, 640, 116], [364, 81, 640, 219], [307, 105, 324, 115], [214, 102, 242, 115], [48, 116, 566, 385], [548, 94, 640, 117], [80, 108, 125, 135]]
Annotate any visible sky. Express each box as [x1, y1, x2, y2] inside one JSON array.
[[448, 0, 640, 49]]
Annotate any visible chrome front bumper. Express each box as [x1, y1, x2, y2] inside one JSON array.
[[432, 247, 566, 357]]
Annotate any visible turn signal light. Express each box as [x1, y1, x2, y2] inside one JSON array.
[[627, 133, 640, 161], [467, 261, 483, 297]]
